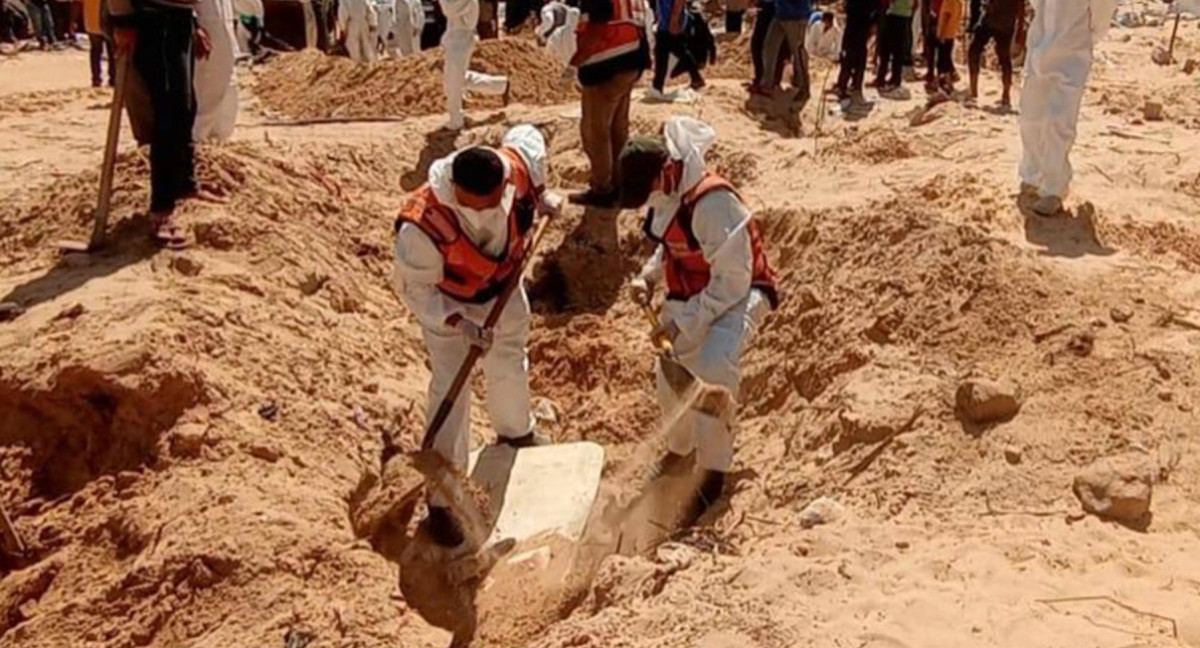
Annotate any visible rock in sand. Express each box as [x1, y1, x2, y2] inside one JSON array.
[[955, 378, 1021, 424], [1073, 457, 1154, 524]]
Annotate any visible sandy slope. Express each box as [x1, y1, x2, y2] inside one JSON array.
[[2, 15, 1200, 648]]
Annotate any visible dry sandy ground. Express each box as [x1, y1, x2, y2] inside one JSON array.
[[2, 14, 1200, 648]]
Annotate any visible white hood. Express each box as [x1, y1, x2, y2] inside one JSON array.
[[664, 116, 717, 196]]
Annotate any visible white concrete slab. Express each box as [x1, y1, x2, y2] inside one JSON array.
[[467, 441, 605, 546]]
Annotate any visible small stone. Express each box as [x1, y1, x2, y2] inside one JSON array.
[[798, 497, 843, 529], [362, 381, 380, 394], [53, 303, 86, 320], [168, 423, 210, 459], [299, 272, 330, 296], [1158, 391, 1174, 402], [1073, 457, 1153, 524], [532, 398, 560, 424], [1067, 331, 1094, 357], [1179, 402, 1194, 413], [1143, 101, 1165, 122], [247, 443, 283, 463], [895, 541, 910, 550], [654, 542, 697, 571], [1004, 446, 1023, 465], [169, 255, 204, 277], [1184, 59, 1199, 75], [1110, 306, 1133, 323], [257, 402, 279, 421], [956, 378, 1021, 424], [1152, 47, 1172, 65]]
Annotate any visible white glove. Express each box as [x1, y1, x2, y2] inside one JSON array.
[[446, 314, 493, 351], [538, 192, 564, 219], [629, 275, 656, 307]]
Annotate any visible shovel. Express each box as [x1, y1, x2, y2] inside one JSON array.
[[405, 213, 554, 575], [640, 304, 733, 418], [59, 53, 132, 253]]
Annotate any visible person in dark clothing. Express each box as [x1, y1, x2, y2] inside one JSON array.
[[0, 0, 15, 42], [569, 0, 651, 207], [752, 0, 809, 112], [88, 34, 114, 85], [873, 0, 912, 89], [31, 0, 56, 47], [835, 0, 879, 102], [420, 0, 446, 49], [968, 0, 1021, 106], [111, 0, 214, 247], [724, 0, 747, 34], [651, 0, 704, 95]]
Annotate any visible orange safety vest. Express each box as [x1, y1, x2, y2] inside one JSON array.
[[396, 148, 540, 304], [571, 0, 648, 68], [644, 173, 780, 309]]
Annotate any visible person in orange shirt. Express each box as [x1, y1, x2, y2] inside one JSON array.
[[82, 0, 113, 86], [930, 0, 962, 93]]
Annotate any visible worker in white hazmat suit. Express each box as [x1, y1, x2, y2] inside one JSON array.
[[194, 0, 239, 142], [1019, 0, 1119, 215], [233, 0, 265, 56], [382, 0, 424, 55], [340, 0, 379, 62], [536, 0, 580, 68], [438, 0, 509, 131], [375, 0, 399, 56], [393, 125, 564, 548], [618, 117, 781, 524]]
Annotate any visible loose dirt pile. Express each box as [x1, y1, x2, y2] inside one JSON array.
[[254, 40, 576, 121]]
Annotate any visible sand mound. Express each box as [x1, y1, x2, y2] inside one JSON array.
[[254, 40, 576, 121]]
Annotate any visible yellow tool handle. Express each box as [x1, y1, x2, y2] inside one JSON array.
[[641, 304, 674, 355]]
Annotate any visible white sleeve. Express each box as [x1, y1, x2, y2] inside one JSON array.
[[502, 124, 549, 189], [639, 245, 665, 284], [393, 223, 465, 331], [670, 191, 753, 339], [537, 5, 555, 36], [338, 0, 348, 26]]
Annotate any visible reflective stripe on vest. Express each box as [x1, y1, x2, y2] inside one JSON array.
[[572, 0, 647, 67], [396, 148, 539, 304], [643, 173, 781, 309]]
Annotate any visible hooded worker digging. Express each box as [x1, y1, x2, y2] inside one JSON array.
[[619, 116, 780, 523], [392, 124, 563, 548]]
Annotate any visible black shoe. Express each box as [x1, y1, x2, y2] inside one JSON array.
[[683, 470, 726, 526], [567, 188, 618, 208], [423, 506, 465, 548], [498, 431, 551, 449], [690, 77, 706, 90]]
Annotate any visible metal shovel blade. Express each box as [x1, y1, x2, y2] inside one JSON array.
[[658, 353, 697, 397]]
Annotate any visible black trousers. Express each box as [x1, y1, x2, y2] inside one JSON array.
[[874, 14, 908, 85], [968, 23, 1013, 89], [836, 17, 871, 94], [935, 38, 954, 75], [89, 34, 114, 86], [653, 30, 701, 90], [134, 8, 196, 213], [750, 1, 775, 85], [725, 9, 743, 34]]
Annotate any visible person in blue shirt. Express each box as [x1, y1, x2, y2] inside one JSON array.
[[750, 0, 811, 114], [650, 0, 705, 97]]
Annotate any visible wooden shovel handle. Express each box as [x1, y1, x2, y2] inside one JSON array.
[[89, 53, 133, 250]]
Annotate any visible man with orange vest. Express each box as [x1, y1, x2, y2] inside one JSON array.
[[618, 116, 780, 523], [392, 124, 563, 548], [568, 0, 651, 208]]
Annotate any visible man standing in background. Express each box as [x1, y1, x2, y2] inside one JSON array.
[[339, 0, 379, 62], [835, 0, 879, 103], [873, 0, 913, 90], [438, 0, 509, 131], [82, 0, 113, 86], [968, 0, 1022, 107], [110, 0, 213, 246], [648, 0, 704, 100], [569, 0, 651, 208], [752, 0, 810, 117], [1019, 0, 1119, 215], [31, 0, 56, 48]]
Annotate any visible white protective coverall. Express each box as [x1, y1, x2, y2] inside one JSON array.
[[340, 0, 380, 62], [439, 0, 508, 130], [805, 11, 842, 62], [1019, 0, 1119, 202], [637, 117, 770, 474], [536, 1, 580, 66], [393, 125, 548, 505], [379, 0, 423, 55], [194, 0, 239, 142]]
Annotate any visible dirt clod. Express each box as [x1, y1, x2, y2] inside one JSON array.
[[956, 378, 1021, 424], [1073, 456, 1154, 525]]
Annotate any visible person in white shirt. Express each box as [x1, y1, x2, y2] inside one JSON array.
[[194, 0, 239, 142], [1019, 0, 1118, 216], [438, 0, 509, 130], [393, 125, 563, 547], [617, 117, 780, 524], [805, 10, 841, 61], [536, 0, 580, 69], [339, 0, 379, 62]]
